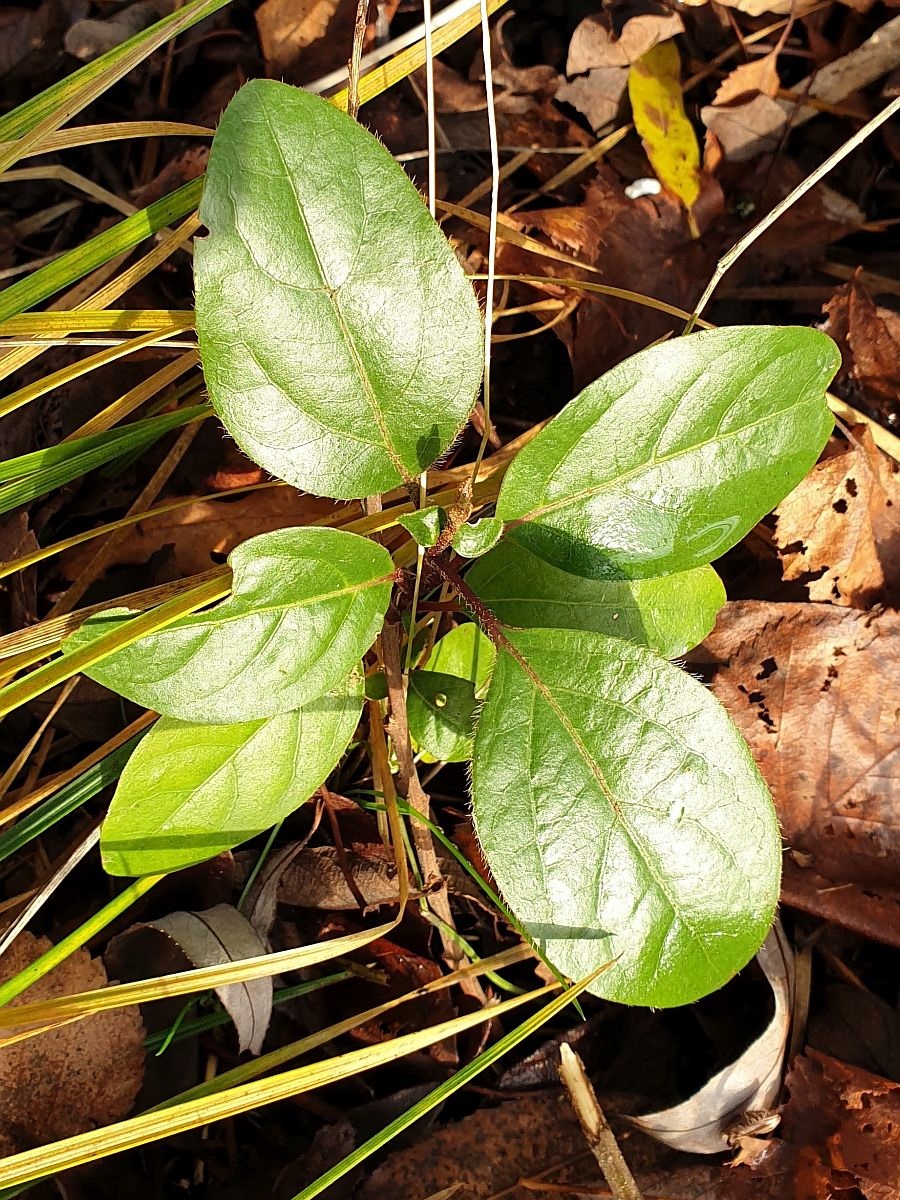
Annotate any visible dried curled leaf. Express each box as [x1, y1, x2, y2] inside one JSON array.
[[107, 905, 272, 1055], [634, 923, 794, 1152]]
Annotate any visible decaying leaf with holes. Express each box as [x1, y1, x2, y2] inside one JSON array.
[[773, 428, 900, 608], [699, 601, 900, 895]]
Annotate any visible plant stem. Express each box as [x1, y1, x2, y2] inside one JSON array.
[[559, 1044, 643, 1200]]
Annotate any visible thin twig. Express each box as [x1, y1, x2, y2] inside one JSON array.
[[470, 0, 500, 485], [686, 93, 900, 329], [559, 1044, 643, 1200], [381, 620, 486, 1001], [347, 0, 371, 120]]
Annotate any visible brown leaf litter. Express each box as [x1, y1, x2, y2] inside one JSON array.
[[731, 1050, 900, 1200], [0, 933, 144, 1157], [698, 602, 900, 944], [822, 275, 900, 429], [773, 427, 900, 607]]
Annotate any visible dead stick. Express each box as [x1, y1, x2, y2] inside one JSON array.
[[559, 1044, 643, 1200], [380, 618, 486, 1002]]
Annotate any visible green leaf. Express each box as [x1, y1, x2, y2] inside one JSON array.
[[407, 623, 495, 762], [407, 671, 477, 763], [425, 621, 495, 687], [195, 80, 483, 500], [398, 506, 446, 548], [497, 327, 839, 580], [467, 539, 724, 657], [452, 515, 503, 558], [471, 627, 780, 1007], [66, 527, 393, 723], [102, 672, 363, 875]]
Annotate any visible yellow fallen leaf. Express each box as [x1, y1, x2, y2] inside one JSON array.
[[628, 40, 701, 234]]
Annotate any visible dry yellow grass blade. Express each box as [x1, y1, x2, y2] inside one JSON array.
[[0, 322, 194, 420], [0, 572, 226, 675], [0, 918, 413, 1041], [161, 944, 536, 1109], [0, 121, 212, 159], [67, 352, 199, 440], [0, 572, 228, 720], [2, 166, 137, 219], [0, 214, 199, 386], [484, 273, 715, 327], [0, 712, 156, 828], [0, 310, 194, 336], [330, 0, 510, 113], [0, 983, 554, 1186]]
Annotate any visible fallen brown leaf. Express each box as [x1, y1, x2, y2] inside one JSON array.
[[358, 1088, 726, 1200], [701, 601, 900, 893], [556, 67, 628, 131], [822, 276, 900, 428], [781, 858, 900, 949], [713, 51, 781, 106], [808, 983, 900, 1083], [773, 428, 900, 607], [255, 0, 399, 82], [731, 1051, 900, 1200], [0, 933, 144, 1157], [59, 487, 337, 582], [566, 11, 684, 73], [499, 173, 719, 386], [739, 158, 865, 269]]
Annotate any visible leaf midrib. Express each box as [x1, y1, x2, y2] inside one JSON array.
[[170, 572, 393, 632], [505, 642, 716, 969], [509, 387, 816, 527], [261, 108, 409, 483]]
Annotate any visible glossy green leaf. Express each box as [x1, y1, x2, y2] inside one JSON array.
[[407, 623, 495, 762], [407, 671, 477, 763], [398, 506, 446, 548], [471, 627, 780, 1007], [66, 527, 393, 723], [497, 327, 839, 579], [452, 515, 503, 559], [102, 672, 363, 875], [195, 80, 483, 499], [425, 621, 495, 686], [467, 539, 724, 656]]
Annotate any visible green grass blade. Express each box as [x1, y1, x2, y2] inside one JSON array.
[[292, 966, 609, 1200], [0, 0, 232, 164], [0, 404, 210, 482], [0, 736, 144, 867], [0, 875, 164, 1008], [0, 404, 211, 516], [0, 179, 203, 323]]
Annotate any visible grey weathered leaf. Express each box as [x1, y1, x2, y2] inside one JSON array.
[[633, 922, 794, 1151]]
